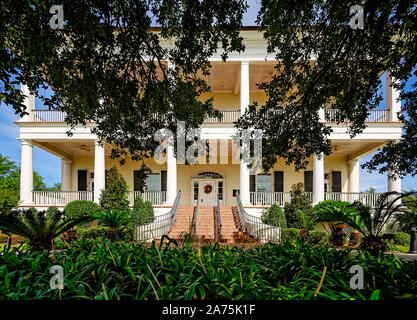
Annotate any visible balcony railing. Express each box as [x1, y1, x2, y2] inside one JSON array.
[[204, 110, 240, 123], [249, 192, 383, 208], [32, 191, 94, 206], [31, 191, 167, 206], [325, 109, 389, 122], [128, 191, 167, 206], [25, 108, 392, 124]]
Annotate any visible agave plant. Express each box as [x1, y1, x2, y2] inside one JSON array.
[[90, 210, 130, 240], [0, 209, 93, 251], [315, 192, 411, 255]]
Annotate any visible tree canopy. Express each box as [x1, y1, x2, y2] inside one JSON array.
[[236, 0, 416, 177], [0, 153, 52, 192], [1, 0, 416, 180], [1, 0, 248, 182]]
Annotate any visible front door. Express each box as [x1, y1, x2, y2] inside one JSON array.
[[199, 180, 217, 206]]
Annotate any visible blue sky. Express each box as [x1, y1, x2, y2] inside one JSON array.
[[0, 0, 415, 191]]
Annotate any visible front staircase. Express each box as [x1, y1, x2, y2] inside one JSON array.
[[167, 206, 258, 244]]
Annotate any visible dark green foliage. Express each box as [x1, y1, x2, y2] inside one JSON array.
[[396, 195, 417, 234], [130, 195, 155, 226], [315, 192, 412, 255], [0, 209, 93, 251], [284, 183, 313, 229], [393, 232, 411, 247], [91, 211, 130, 230], [281, 228, 301, 243], [1, 1, 247, 175], [0, 189, 18, 215], [65, 200, 100, 220], [46, 206, 60, 216], [99, 166, 130, 213], [2, 240, 417, 300], [77, 227, 108, 241], [314, 200, 353, 215], [308, 230, 329, 245], [262, 203, 286, 228]]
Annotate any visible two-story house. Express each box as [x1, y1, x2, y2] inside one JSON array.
[[16, 27, 403, 217]]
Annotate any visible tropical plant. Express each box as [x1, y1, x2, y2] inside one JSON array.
[[284, 183, 313, 228], [261, 203, 286, 228], [0, 209, 92, 251], [91, 210, 130, 240], [99, 166, 130, 213], [315, 192, 411, 255]]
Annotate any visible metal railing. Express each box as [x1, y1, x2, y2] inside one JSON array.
[[324, 192, 383, 208], [128, 191, 167, 206], [235, 191, 281, 243], [215, 197, 222, 242], [32, 191, 93, 205], [325, 109, 389, 122], [204, 109, 240, 123], [135, 191, 181, 241]]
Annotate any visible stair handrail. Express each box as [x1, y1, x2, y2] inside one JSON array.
[[235, 191, 281, 243], [216, 196, 222, 241]]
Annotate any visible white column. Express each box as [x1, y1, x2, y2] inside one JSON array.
[[166, 144, 177, 205], [20, 139, 33, 205], [313, 153, 324, 205], [318, 106, 325, 122], [347, 159, 360, 193], [62, 159, 72, 192], [386, 72, 401, 122], [387, 169, 401, 193], [94, 140, 106, 204], [19, 84, 35, 122], [239, 61, 251, 206]]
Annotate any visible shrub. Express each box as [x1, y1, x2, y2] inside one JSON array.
[[393, 232, 411, 246], [308, 230, 329, 245], [99, 166, 130, 213], [130, 195, 155, 226], [281, 228, 301, 243], [77, 226, 108, 240], [0, 189, 18, 215], [284, 183, 313, 228], [314, 200, 352, 215], [65, 200, 99, 220], [46, 206, 60, 216], [261, 203, 287, 228]]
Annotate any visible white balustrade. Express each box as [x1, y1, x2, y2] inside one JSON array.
[[204, 110, 240, 123], [128, 191, 167, 206], [32, 191, 93, 205]]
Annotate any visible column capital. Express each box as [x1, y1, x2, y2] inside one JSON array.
[[62, 158, 73, 164], [241, 60, 250, 66], [19, 138, 33, 147], [347, 158, 359, 165]]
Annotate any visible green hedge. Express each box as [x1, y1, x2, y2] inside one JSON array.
[[281, 228, 301, 243], [261, 203, 287, 228], [65, 200, 100, 220], [313, 200, 353, 214], [77, 226, 108, 240], [308, 230, 329, 245]]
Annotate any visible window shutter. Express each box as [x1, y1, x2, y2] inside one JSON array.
[[304, 171, 313, 192], [332, 171, 342, 192], [274, 171, 284, 192], [160, 171, 167, 192], [77, 170, 87, 191], [250, 175, 256, 193], [133, 171, 141, 192]]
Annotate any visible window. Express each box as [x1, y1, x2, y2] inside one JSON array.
[[256, 175, 271, 192], [145, 174, 160, 191], [193, 182, 199, 200], [218, 181, 223, 200]]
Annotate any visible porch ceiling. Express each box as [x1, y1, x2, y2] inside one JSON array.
[[331, 140, 388, 158]]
